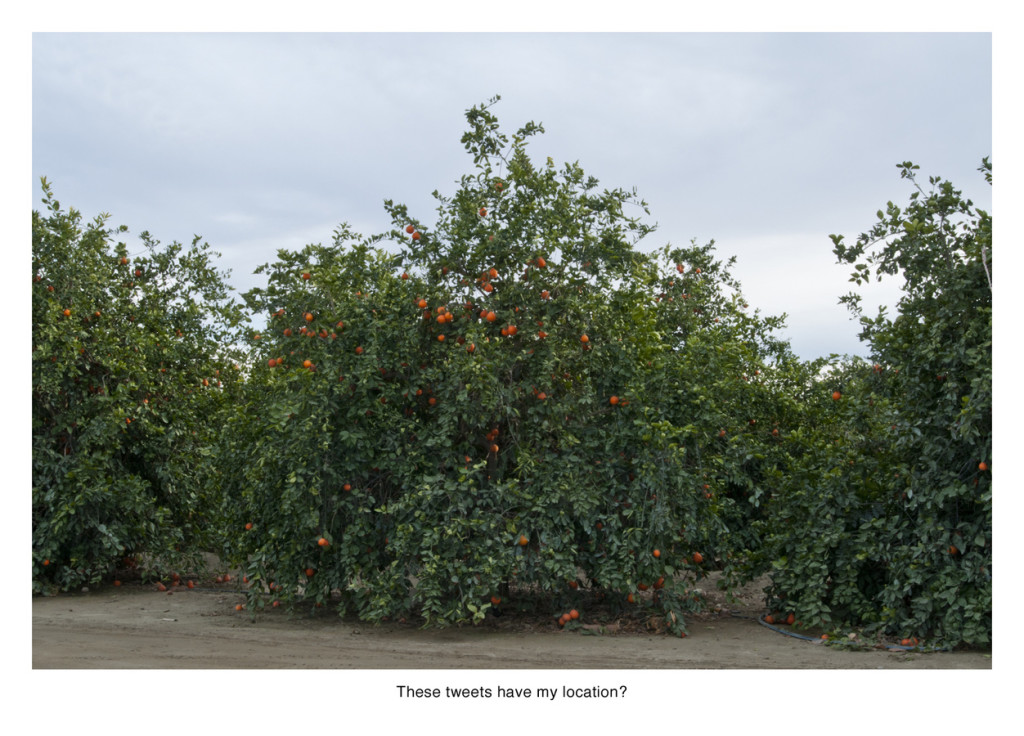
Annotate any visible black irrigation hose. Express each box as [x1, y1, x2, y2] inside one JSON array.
[[755, 613, 950, 652]]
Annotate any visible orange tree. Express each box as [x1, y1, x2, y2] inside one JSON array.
[[217, 97, 803, 633], [32, 179, 247, 593], [755, 161, 992, 647]]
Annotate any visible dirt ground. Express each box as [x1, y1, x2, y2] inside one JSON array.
[[32, 572, 991, 669]]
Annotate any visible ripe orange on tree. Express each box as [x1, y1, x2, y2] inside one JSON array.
[[692, 551, 704, 564], [318, 537, 329, 547], [580, 334, 589, 343], [412, 231, 421, 240], [652, 549, 660, 558], [518, 534, 528, 546], [609, 395, 619, 405], [979, 461, 988, 471], [406, 224, 415, 234], [832, 391, 841, 400]]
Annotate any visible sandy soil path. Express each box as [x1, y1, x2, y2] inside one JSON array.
[[32, 584, 991, 669]]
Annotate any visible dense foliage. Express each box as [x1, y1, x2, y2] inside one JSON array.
[[755, 160, 992, 646], [32, 100, 992, 646], [32, 180, 247, 592]]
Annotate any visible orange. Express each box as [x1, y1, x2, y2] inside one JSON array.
[[245, 522, 253, 531], [235, 604, 244, 611], [486, 311, 497, 322], [412, 231, 421, 240], [541, 290, 550, 299], [417, 298, 428, 309], [609, 395, 619, 405], [518, 534, 528, 546], [355, 346, 364, 355], [491, 443, 499, 453], [652, 549, 660, 558], [569, 609, 579, 620], [489, 267, 498, 279], [479, 207, 487, 217], [832, 391, 841, 400], [437, 334, 445, 342], [305, 312, 314, 322], [692, 552, 704, 564], [765, 614, 775, 624], [536, 256, 547, 268], [580, 334, 589, 343], [978, 461, 988, 471], [303, 359, 312, 368], [306, 568, 315, 577], [63, 308, 71, 317], [343, 483, 352, 491], [786, 613, 795, 625], [490, 595, 501, 605], [318, 537, 329, 547], [406, 224, 415, 234], [267, 359, 277, 368], [627, 593, 635, 604]]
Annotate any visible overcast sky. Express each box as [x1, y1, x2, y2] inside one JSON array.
[[30, 32, 992, 361]]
